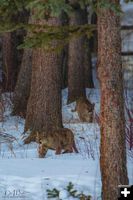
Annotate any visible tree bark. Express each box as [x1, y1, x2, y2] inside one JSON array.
[[12, 13, 33, 117], [24, 17, 63, 140], [98, 1, 129, 199], [84, 9, 94, 88], [90, 12, 97, 56], [2, 33, 17, 91], [84, 38, 94, 88], [2, 10, 29, 92], [67, 5, 86, 104], [12, 49, 32, 117], [61, 45, 68, 89]]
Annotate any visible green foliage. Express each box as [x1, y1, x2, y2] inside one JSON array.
[[46, 182, 92, 200], [0, 0, 131, 49], [66, 182, 91, 199], [47, 188, 60, 199], [0, 0, 131, 23], [26, 0, 72, 19], [0, 0, 96, 24], [66, 182, 78, 197], [0, 0, 28, 21], [0, 0, 95, 50], [97, 0, 122, 15], [17, 24, 95, 50]]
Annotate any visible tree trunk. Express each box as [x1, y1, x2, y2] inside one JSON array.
[[24, 17, 63, 141], [2, 33, 17, 91], [12, 49, 32, 117], [84, 38, 94, 88], [67, 4, 94, 103], [61, 12, 69, 89], [67, 3, 86, 104], [12, 13, 33, 117], [2, 10, 29, 92], [84, 8, 94, 88], [98, 1, 129, 199], [90, 12, 97, 56], [61, 45, 68, 89]]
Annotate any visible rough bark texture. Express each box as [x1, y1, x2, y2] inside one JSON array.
[[84, 38, 94, 88], [2, 33, 17, 91], [90, 12, 97, 56], [12, 49, 32, 117], [2, 11, 29, 92], [12, 13, 33, 117], [24, 17, 63, 139], [84, 9, 94, 88], [61, 12, 69, 89], [61, 45, 68, 89], [0, 37, 3, 82], [98, 1, 129, 199], [67, 3, 86, 104]]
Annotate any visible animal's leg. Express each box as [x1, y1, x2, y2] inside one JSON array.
[[38, 144, 47, 158], [63, 146, 73, 154], [55, 146, 61, 154], [73, 141, 78, 153]]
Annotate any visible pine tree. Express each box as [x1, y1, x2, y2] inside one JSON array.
[[24, 14, 63, 142], [2, 32, 17, 91], [12, 48, 32, 117], [12, 13, 32, 118], [97, 0, 128, 199], [67, 1, 86, 104]]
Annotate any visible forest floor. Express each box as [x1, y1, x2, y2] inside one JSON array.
[[0, 89, 133, 200]]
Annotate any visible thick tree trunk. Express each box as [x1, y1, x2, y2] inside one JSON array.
[[84, 38, 94, 88], [67, 2, 86, 104], [2, 33, 17, 91], [68, 4, 94, 103], [98, 1, 129, 199], [84, 8, 94, 88], [61, 45, 68, 89], [24, 17, 63, 141], [12, 13, 33, 117], [12, 49, 32, 117], [60, 12, 69, 89], [2, 10, 29, 92], [90, 12, 97, 56]]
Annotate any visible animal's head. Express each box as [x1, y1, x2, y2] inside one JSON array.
[[36, 131, 48, 144], [40, 138, 48, 145]]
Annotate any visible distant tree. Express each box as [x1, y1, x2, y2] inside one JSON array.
[[67, 1, 94, 104], [12, 12, 32, 118], [2, 10, 29, 92], [2, 32, 17, 91], [90, 12, 97, 56], [84, 37, 94, 88], [67, 2, 86, 104], [97, 0, 129, 199], [12, 48, 32, 117]]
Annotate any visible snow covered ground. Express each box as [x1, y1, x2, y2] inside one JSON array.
[[0, 89, 133, 200], [0, 89, 101, 200]]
